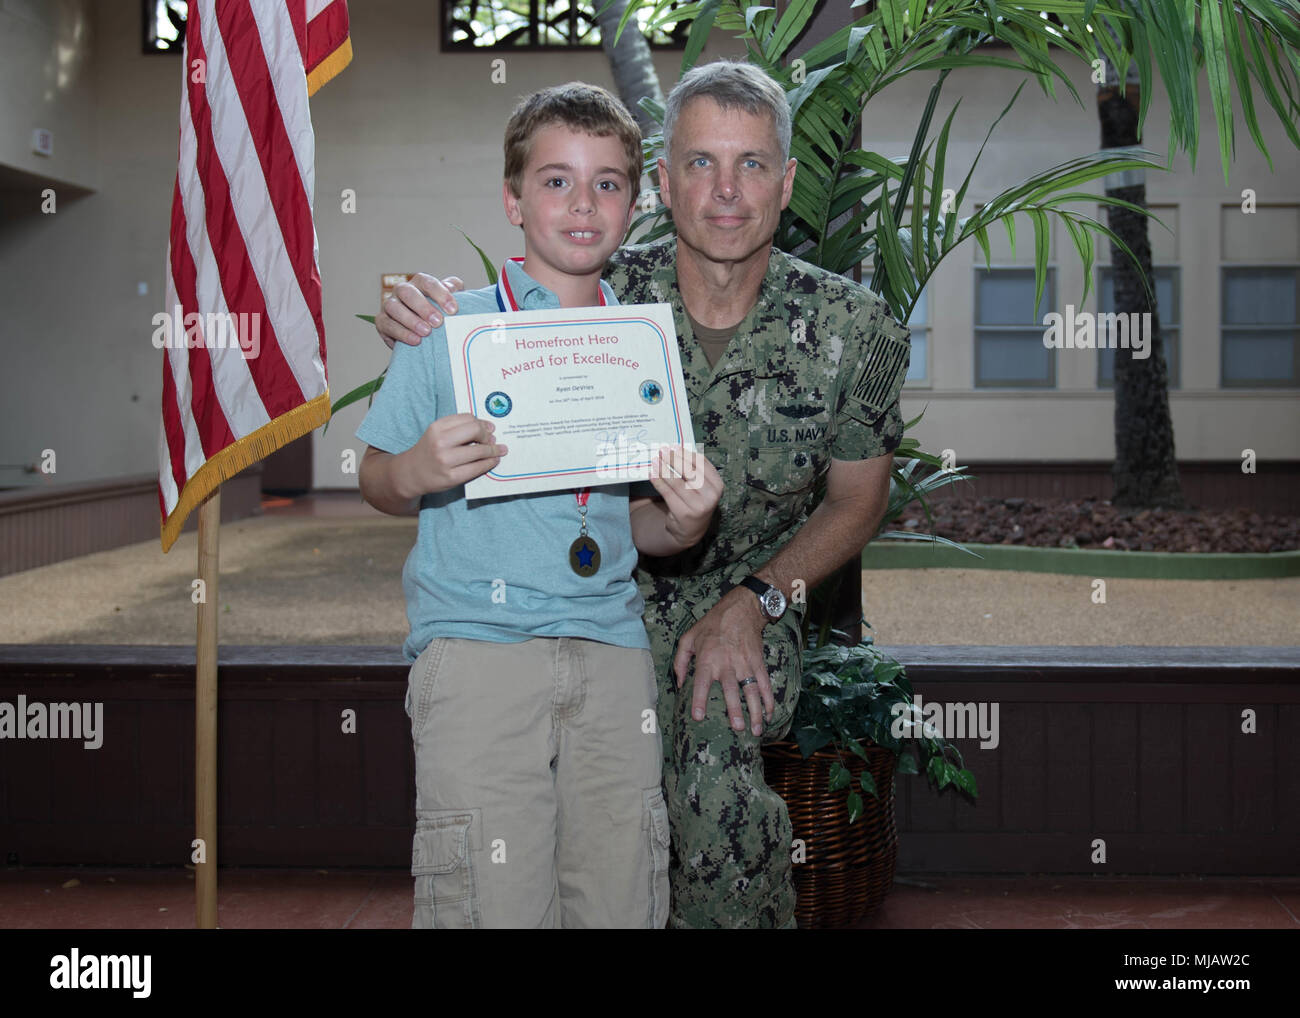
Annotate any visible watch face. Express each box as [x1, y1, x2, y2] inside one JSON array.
[[761, 588, 787, 620]]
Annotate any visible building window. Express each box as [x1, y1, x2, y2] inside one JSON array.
[[441, 0, 688, 50], [905, 283, 928, 385], [974, 267, 1055, 387], [1097, 266, 1180, 388], [143, 0, 187, 54], [1221, 267, 1299, 386]]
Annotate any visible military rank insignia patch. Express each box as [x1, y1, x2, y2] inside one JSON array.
[[846, 326, 910, 418]]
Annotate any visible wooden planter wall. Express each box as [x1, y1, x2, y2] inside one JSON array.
[[0, 645, 1296, 873]]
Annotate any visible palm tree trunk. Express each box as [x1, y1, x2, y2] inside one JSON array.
[[1097, 56, 1185, 508], [593, 0, 665, 136]]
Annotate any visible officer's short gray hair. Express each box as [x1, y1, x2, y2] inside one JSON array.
[[662, 60, 792, 164]]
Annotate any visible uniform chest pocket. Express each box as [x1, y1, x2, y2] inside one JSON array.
[[744, 391, 832, 496], [736, 436, 826, 539], [745, 440, 821, 496]]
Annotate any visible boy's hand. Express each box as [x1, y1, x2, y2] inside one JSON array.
[[647, 446, 723, 549], [404, 414, 506, 493], [377, 274, 466, 349]]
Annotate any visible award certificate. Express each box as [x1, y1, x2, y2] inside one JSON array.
[[445, 302, 695, 499]]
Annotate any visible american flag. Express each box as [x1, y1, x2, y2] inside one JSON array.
[[158, 0, 350, 551]]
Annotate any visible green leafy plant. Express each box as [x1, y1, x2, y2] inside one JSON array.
[[794, 631, 978, 822]]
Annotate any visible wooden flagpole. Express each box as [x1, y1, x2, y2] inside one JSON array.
[[195, 487, 221, 928]]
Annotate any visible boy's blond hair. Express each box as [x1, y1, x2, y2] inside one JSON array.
[[504, 83, 642, 203]]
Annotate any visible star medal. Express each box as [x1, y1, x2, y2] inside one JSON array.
[[569, 488, 600, 577]]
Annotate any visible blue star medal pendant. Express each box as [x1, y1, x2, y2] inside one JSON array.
[[569, 488, 600, 577]]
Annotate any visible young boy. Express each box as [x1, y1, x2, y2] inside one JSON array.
[[356, 83, 721, 928]]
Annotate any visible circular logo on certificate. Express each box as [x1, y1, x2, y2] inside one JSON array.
[[639, 379, 664, 405], [485, 391, 512, 418]]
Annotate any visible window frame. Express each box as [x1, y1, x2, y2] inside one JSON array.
[[440, 0, 688, 52], [903, 282, 929, 387], [1095, 264, 1181, 389], [142, 0, 188, 55], [1220, 265, 1300, 388], [974, 265, 1057, 388]]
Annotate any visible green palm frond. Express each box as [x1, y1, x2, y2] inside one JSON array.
[[456, 229, 498, 286], [326, 352, 386, 427], [620, 0, 1300, 188], [1105, 0, 1300, 182]]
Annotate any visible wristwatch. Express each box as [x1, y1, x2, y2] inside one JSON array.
[[738, 575, 787, 623]]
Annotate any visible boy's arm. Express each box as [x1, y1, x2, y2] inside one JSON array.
[[358, 445, 421, 516], [628, 447, 723, 556], [358, 417, 507, 517], [629, 498, 687, 556], [356, 308, 506, 514]]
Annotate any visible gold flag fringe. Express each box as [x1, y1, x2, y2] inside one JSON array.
[[307, 36, 353, 96], [159, 392, 332, 553]]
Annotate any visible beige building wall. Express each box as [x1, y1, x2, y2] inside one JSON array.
[[0, 0, 1295, 496], [863, 59, 1299, 463], [0, 0, 97, 188], [0, 0, 160, 491]]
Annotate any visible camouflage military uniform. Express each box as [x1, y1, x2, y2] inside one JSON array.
[[604, 238, 910, 928]]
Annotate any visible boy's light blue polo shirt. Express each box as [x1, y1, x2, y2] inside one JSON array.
[[355, 260, 649, 661]]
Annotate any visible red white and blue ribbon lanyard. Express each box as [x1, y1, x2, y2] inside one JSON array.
[[496, 258, 603, 577]]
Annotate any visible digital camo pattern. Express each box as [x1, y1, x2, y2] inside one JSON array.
[[608, 238, 910, 586], [604, 238, 911, 928], [646, 607, 803, 929]]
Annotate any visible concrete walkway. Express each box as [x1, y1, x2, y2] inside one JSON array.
[[0, 494, 1295, 647]]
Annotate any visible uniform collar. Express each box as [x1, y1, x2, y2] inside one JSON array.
[[501, 257, 616, 311], [669, 245, 793, 390], [711, 247, 793, 381]]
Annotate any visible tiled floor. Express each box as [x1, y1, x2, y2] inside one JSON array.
[[3, 868, 1297, 929]]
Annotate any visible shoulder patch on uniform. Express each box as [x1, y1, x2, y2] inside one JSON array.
[[846, 326, 910, 417]]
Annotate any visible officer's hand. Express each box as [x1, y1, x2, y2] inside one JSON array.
[[647, 446, 723, 550], [377, 273, 466, 349], [673, 587, 775, 737]]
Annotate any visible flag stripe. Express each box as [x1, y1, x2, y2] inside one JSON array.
[[158, 0, 346, 551], [176, 66, 270, 450], [237, 1, 327, 378], [304, 0, 351, 93], [165, 179, 222, 480], [248, 0, 317, 228], [197, 4, 308, 420], [159, 236, 189, 500], [187, 7, 308, 421], [170, 62, 238, 465]]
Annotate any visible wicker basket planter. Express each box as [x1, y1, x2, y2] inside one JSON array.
[[762, 739, 899, 929]]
